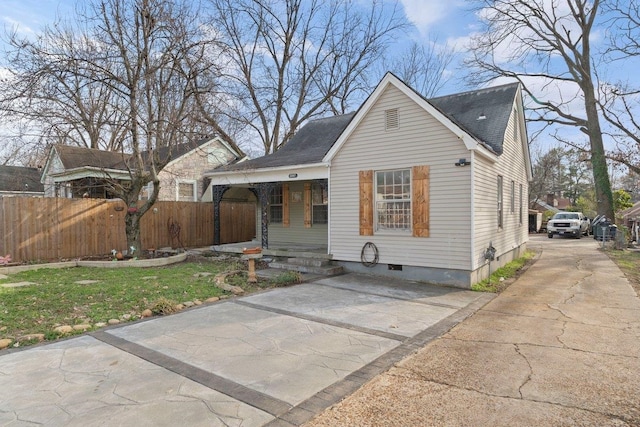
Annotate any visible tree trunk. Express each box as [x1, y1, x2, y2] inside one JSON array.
[[125, 211, 142, 257], [583, 86, 615, 220]]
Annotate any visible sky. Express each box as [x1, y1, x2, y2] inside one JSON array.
[[0, 0, 635, 172]]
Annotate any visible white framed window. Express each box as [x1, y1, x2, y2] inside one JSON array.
[[312, 183, 328, 224], [519, 183, 523, 225], [497, 175, 503, 229], [375, 169, 411, 232], [177, 180, 197, 202], [511, 180, 515, 213], [269, 184, 283, 223], [139, 182, 154, 201]]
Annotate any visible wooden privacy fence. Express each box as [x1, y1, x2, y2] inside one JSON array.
[[0, 197, 256, 263]]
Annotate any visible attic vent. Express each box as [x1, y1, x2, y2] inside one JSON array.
[[477, 113, 487, 121], [385, 108, 399, 130]]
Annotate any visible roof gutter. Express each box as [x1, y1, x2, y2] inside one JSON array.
[[204, 162, 329, 186]]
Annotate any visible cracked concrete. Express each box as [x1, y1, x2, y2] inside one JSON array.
[[306, 235, 640, 427]]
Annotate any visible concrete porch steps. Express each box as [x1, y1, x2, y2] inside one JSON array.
[[269, 257, 344, 276]]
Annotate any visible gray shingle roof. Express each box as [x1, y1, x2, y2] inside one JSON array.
[[213, 113, 356, 172], [54, 145, 130, 170], [210, 81, 519, 174], [52, 138, 223, 173], [428, 82, 520, 155], [0, 165, 44, 193]]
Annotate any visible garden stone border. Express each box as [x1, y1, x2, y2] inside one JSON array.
[[0, 253, 187, 274]]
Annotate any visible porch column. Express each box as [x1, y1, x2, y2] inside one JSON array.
[[212, 185, 230, 245], [253, 183, 276, 249]]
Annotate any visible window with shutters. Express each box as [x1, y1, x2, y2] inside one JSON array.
[[375, 169, 411, 231], [312, 183, 328, 224], [269, 184, 283, 223], [177, 180, 196, 201]]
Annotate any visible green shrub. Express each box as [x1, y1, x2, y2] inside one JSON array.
[[150, 297, 178, 315]]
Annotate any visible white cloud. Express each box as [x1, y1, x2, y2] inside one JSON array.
[[398, 0, 462, 33]]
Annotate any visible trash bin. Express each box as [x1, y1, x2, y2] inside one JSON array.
[[593, 217, 616, 241]]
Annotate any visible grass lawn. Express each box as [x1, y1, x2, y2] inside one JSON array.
[[0, 257, 300, 348], [605, 247, 640, 296], [471, 250, 537, 293]]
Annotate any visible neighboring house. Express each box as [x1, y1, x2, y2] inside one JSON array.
[[0, 165, 45, 197], [205, 73, 532, 288], [531, 193, 571, 212], [41, 136, 243, 201], [620, 201, 640, 242]]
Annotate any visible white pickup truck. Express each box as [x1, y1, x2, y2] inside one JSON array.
[[547, 211, 590, 239]]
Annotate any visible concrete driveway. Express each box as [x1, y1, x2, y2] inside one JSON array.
[[0, 271, 490, 426], [306, 235, 640, 426]]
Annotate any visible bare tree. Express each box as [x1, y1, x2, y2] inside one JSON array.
[[598, 0, 640, 175], [208, 0, 408, 154], [1, 0, 228, 253], [385, 40, 455, 98], [465, 0, 614, 219]]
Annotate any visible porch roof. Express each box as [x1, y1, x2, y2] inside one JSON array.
[[205, 113, 355, 185]]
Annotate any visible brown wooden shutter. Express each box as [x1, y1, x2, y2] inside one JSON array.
[[303, 183, 312, 228], [412, 165, 430, 237], [282, 183, 290, 228], [359, 170, 374, 236]]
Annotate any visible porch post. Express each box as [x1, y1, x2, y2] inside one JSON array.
[[211, 185, 230, 245], [253, 183, 275, 249]]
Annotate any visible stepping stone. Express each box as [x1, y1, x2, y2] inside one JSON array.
[[75, 280, 99, 285], [1, 282, 37, 288]]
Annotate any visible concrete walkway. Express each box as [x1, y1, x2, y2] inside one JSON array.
[[306, 235, 640, 426], [0, 271, 490, 426]]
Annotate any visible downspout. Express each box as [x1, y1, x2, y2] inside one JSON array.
[[470, 150, 476, 279], [326, 163, 331, 255]]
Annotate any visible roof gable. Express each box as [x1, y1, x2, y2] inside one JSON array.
[[0, 165, 45, 193], [325, 73, 518, 162]]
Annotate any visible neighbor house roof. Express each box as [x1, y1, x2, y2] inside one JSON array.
[[621, 201, 640, 220], [47, 136, 239, 180], [54, 145, 130, 170], [0, 165, 45, 193]]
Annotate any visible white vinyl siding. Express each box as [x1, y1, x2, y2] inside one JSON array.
[[330, 84, 472, 270], [472, 107, 529, 270]]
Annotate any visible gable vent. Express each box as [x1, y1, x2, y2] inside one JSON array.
[[385, 108, 399, 130]]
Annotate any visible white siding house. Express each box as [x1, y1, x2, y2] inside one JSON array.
[[205, 73, 532, 288]]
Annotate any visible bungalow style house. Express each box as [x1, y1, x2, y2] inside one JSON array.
[[41, 136, 243, 201], [0, 165, 45, 197], [205, 73, 532, 288]]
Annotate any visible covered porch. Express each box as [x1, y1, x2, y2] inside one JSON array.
[[209, 174, 329, 252]]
